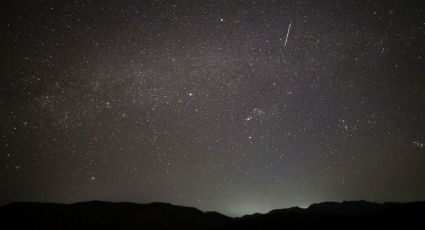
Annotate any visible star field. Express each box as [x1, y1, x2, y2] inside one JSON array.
[[1, 0, 425, 216]]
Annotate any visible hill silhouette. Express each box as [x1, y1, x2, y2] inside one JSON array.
[[1, 200, 424, 229]]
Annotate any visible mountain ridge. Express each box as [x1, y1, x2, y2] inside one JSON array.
[[1, 200, 424, 229]]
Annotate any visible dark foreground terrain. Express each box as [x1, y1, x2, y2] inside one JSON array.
[[1, 200, 424, 229]]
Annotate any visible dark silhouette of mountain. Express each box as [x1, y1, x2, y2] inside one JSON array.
[[0, 201, 231, 230], [1, 200, 424, 229], [234, 200, 425, 229]]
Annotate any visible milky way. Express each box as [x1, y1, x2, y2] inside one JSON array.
[[1, 0, 425, 216]]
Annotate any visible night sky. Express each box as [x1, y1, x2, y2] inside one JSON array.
[[1, 0, 425, 216]]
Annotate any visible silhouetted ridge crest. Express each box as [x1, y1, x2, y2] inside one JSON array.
[[1, 200, 424, 229]]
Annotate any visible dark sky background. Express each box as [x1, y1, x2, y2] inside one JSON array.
[[1, 0, 425, 216]]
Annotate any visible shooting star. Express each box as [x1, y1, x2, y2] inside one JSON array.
[[284, 21, 292, 47]]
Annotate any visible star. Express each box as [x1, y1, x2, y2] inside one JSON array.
[[1, 0, 424, 218], [412, 140, 425, 148]]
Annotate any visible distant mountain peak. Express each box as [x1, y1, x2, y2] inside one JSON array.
[[1, 200, 424, 229]]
